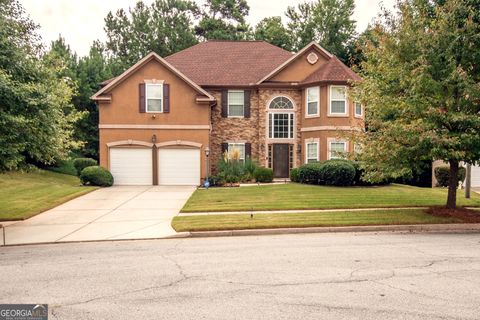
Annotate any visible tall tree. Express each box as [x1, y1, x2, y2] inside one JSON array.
[[0, 0, 82, 170], [195, 0, 251, 40], [104, 0, 199, 72], [75, 41, 113, 159], [254, 16, 292, 51], [353, 0, 480, 209], [286, 0, 356, 60]]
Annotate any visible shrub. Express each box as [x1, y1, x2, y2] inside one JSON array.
[[290, 167, 300, 182], [80, 166, 114, 187], [320, 160, 356, 186], [254, 167, 273, 183], [207, 175, 224, 187], [73, 158, 97, 176], [297, 163, 323, 184], [434, 166, 466, 187]]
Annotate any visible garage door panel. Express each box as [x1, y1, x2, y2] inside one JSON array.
[[472, 165, 480, 187], [158, 148, 200, 186], [110, 148, 153, 185]]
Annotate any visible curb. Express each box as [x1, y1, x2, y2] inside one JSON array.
[[175, 223, 480, 238]]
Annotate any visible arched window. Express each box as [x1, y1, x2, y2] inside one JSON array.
[[269, 96, 294, 109]]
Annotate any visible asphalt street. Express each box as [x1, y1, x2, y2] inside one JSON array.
[[1, 232, 480, 319]]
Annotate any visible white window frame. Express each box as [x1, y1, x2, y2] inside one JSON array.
[[328, 139, 348, 159], [305, 140, 319, 163], [268, 112, 295, 139], [354, 143, 362, 154], [227, 90, 245, 118], [305, 86, 320, 117], [354, 101, 363, 118], [146, 83, 163, 113], [329, 85, 348, 116], [228, 143, 245, 162]]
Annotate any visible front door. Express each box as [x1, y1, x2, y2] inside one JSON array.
[[273, 144, 290, 178]]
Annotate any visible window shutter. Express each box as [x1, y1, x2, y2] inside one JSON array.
[[139, 83, 146, 113], [221, 90, 228, 117], [244, 90, 251, 118], [245, 143, 251, 159], [221, 143, 229, 154], [163, 84, 170, 113]]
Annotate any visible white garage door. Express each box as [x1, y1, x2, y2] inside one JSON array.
[[158, 148, 200, 185], [110, 148, 152, 185], [472, 165, 480, 187]]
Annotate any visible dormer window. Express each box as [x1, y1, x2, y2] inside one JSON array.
[[146, 83, 163, 112]]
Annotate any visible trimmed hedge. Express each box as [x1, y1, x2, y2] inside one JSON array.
[[434, 166, 466, 187], [320, 160, 356, 186], [254, 167, 273, 183], [80, 166, 114, 187], [290, 167, 300, 182], [298, 162, 323, 184], [295, 160, 357, 186], [73, 158, 97, 176]]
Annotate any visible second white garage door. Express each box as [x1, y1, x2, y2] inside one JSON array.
[[158, 148, 200, 186], [110, 148, 153, 185]]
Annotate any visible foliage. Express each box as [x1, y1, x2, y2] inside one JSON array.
[[297, 163, 323, 184], [46, 158, 77, 176], [352, 0, 480, 208], [285, 0, 356, 60], [290, 167, 300, 182], [253, 167, 273, 183], [207, 174, 225, 187], [320, 160, 356, 186], [195, 0, 251, 40], [73, 157, 98, 176], [80, 166, 114, 187], [434, 166, 466, 187], [0, 0, 82, 171], [254, 17, 292, 50], [104, 0, 199, 71]]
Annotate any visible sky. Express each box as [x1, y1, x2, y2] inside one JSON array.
[[21, 0, 396, 57]]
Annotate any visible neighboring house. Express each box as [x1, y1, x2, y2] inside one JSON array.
[[91, 41, 363, 186]]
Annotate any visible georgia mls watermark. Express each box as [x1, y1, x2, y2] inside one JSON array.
[[0, 305, 48, 320]]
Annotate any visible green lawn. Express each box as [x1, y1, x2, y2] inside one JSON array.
[[181, 183, 480, 212], [172, 209, 461, 232], [0, 170, 97, 221]]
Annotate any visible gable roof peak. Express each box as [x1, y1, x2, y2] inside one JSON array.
[[91, 51, 214, 101], [256, 41, 333, 84]]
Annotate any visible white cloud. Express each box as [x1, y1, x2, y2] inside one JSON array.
[[20, 0, 395, 57]]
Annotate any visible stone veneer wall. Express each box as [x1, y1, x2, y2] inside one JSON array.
[[209, 88, 304, 173], [209, 90, 261, 173], [258, 88, 303, 168]]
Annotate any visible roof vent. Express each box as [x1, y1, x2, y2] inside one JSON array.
[[307, 52, 319, 65]]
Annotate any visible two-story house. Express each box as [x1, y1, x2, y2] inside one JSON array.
[[91, 40, 363, 185]]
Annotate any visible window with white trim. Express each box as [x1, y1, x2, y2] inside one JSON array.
[[306, 142, 319, 163], [329, 86, 347, 115], [228, 143, 245, 162], [329, 140, 347, 159], [354, 102, 362, 117], [228, 90, 244, 117], [306, 87, 319, 116], [146, 83, 163, 112], [268, 113, 294, 139]]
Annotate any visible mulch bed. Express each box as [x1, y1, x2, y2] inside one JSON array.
[[426, 207, 480, 223]]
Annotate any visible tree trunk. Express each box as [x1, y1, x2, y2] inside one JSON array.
[[446, 160, 459, 209]]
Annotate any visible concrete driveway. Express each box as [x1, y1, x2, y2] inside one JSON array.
[[2, 186, 195, 245]]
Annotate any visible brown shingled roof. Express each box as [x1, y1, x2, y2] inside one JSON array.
[[164, 41, 293, 86], [301, 56, 361, 85]]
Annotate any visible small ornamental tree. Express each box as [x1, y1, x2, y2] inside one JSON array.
[[353, 0, 480, 209]]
